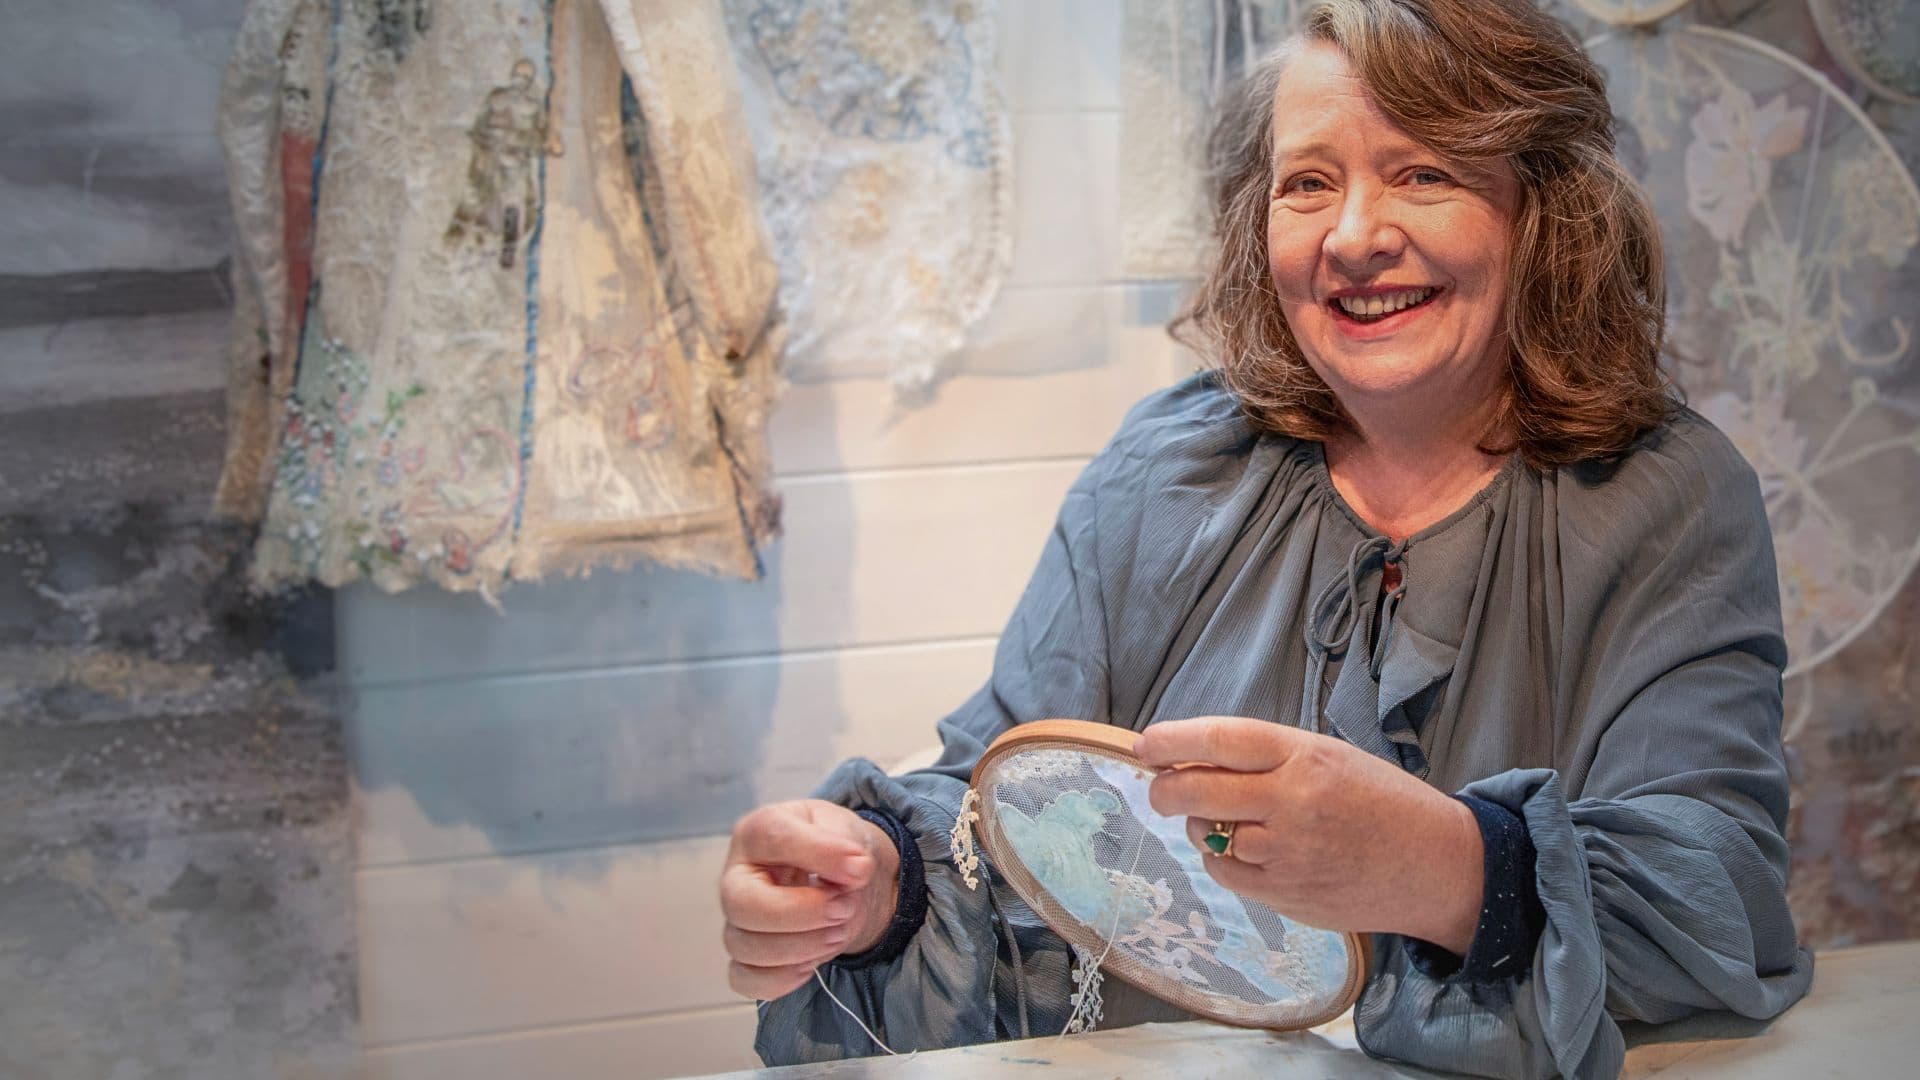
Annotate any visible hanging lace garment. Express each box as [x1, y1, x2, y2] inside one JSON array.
[[1118, 0, 1300, 279], [1809, 0, 1920, 104], [720, 0, 1012, 396], [214, 0, 781, 595]]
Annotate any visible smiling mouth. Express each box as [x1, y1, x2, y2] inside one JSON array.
[[1330, 287, 1440, 324]]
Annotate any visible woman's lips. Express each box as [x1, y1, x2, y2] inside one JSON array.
[[1326, 287, 1442, 339]]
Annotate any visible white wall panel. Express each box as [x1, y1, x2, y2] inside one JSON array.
[[767, 311, 1177, 475], [363, 1005, 759, 1080], [357, 836, 737, 1046], [351, 638, 994, 866]]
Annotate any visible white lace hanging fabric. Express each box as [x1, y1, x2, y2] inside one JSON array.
[[214, 0, 782, 594], [1588, 25, 1920, 689], [956, 720, 1369, 1033], [721, 0, 1013, 395]]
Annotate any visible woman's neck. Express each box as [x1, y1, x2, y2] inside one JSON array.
[[1324, 395, 1510, 543]]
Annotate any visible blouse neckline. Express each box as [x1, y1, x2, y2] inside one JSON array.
[[1302, 439, 1526, 552]]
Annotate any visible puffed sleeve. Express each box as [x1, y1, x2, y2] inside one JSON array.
[[752, 375, 1249, 1064], [1353, 417, 1815, 1079]]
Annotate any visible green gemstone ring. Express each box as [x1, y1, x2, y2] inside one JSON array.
[[1203, 821, 1236, 858]]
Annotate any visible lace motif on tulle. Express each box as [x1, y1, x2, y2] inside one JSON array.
[[723, 0, 1012, 395]]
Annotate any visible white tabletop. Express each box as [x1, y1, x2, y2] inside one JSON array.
[[698, 941, 1920, 1078]]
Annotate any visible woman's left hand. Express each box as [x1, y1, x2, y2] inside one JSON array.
[[1136, 716, 1484, 955]]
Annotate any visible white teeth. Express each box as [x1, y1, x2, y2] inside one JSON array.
[[1337, 287, 1435, 318]]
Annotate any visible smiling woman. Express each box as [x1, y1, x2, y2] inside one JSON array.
[[1256, 38, 1522, 534], [1177, 0, 1671, 477], [733, 2, 1812, 1077], [1265, 43, 1519, 402]]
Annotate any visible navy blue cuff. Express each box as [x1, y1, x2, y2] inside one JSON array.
[[1403, 795, 1545, 984], [833, 808, 928, 970]]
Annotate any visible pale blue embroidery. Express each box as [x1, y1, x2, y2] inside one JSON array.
[[1092, 759, 1351, 1004], [1000, 789, 1153, 933]]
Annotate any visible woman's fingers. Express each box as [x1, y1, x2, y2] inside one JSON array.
[[1198, 840, 1273, 896], [728, 959, 820, 1002], [724, 921, 853, 969], [1184, 815, 1283, 866], [1147, 763, 1279, 822], [731, 801, 874, 888], [723, 801, 882, 936], [718, 860, 852, 933], [719, 800, 899, 1001], [1134, 716, 1310, 772]]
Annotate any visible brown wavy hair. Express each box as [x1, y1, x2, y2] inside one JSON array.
[[1169, 0, 1676, 468]]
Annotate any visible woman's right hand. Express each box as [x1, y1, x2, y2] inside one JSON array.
[[719, 799, 900, 1001]]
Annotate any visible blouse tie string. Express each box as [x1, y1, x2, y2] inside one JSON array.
[[1300, 534, 1410, 734]]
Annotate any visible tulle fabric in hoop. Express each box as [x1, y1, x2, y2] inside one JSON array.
[[964, 720, 1370, 1031]]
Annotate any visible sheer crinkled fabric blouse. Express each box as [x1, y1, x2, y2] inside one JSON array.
[[756, 372, 1814, 1079]]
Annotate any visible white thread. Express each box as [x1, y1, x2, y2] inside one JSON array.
[[813, 968, 899, 1056]]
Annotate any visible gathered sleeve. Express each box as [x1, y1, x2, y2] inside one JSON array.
[[1354, 419, 1815, 1079]]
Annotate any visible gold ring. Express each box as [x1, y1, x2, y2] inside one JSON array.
[[1203, 821, 1236, 858]]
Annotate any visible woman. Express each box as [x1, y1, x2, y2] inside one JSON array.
[[720, 1, 1813, 1076]]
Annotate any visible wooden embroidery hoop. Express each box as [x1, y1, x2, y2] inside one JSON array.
[[970, 719, 1372, 1031]]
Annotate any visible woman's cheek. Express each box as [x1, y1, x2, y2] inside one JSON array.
[[1266, 218, 1321, 304]]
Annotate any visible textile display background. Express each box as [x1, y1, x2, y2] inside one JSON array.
[[217, 0, 783, 596], [1550, 0, 1920, 955], [1118, 0, 1299, 278], [1121, 0, 1920, 948], [723, 0, 1015, 395]]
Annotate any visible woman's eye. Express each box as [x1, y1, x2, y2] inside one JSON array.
[[1288, 176, 1329, 194], [1411, 169, 1450, 186]]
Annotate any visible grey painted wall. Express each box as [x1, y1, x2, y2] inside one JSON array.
[[0, 3, 356, 1077]]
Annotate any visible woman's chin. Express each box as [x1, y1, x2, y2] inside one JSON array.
[[1315, 359, 1454, 405]]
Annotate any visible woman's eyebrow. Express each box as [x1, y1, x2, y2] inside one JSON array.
[[1272, 135, 1436, 166], [1271, 137, 1338, 161]]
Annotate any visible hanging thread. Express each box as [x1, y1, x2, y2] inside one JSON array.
[[812, 968, 901, 1056]]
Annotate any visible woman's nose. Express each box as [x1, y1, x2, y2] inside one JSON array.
[[1324, 192, 1405, 272]]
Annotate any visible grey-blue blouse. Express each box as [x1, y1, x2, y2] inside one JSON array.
[[754, 372, 1813, 1079]]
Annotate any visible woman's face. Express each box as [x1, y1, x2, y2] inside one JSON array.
[[1265, 42, 1519, 419]]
